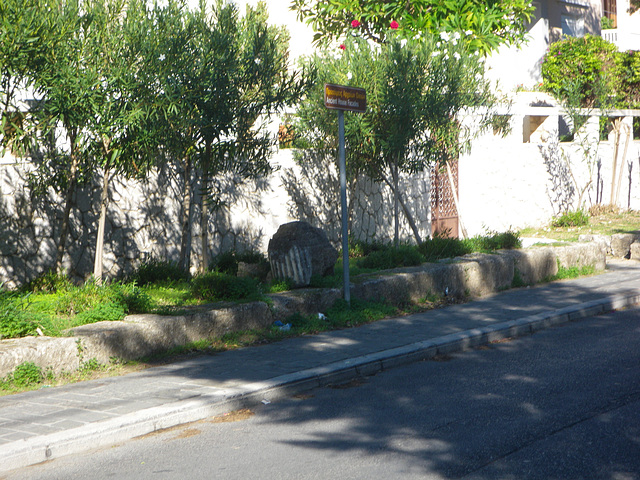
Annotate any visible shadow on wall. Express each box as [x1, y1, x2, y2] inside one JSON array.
[[539, 138, 576, 215], [43, 175, 143, 284], [208, 171, 270, 256], [137, 160, 185, 265], [0, 164, 58, 287], [280, 148, 342, 244], [281, 148, 432, 246], [136, 159, 271, 272]]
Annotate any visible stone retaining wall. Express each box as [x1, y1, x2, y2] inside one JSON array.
[[0, 242, 607, 378]]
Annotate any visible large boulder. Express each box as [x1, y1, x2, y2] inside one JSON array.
[[268, 221, 339, 287]]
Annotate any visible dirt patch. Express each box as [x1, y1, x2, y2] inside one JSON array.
[[209, 408, 254, 424]]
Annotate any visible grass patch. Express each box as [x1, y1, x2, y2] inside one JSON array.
[[0, 231, 524, 340], [551, 209, 590, 228], [521, 209, 640, 242], [0, 357, 143, 396], [547, 264, 597, 282], [418, 230, 521, 262]]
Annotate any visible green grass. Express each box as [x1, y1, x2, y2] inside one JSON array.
[[0, 230, 522, 341], [521, 208, 640, 242], [551, 209, 590, 228], [0, 227, 593, 344], [544, 264, 597, 282]]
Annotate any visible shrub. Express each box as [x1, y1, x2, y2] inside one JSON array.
[[118, 284, 152, 314], [210, 250, 269, 277], [23, 271, 72, 293], [348, 239, 387, 258], [551, 209, 590, 227], [468, 230, 522, 252], [616, 50, 640, 108], [191, 271, 261, 302], [418, 236, 472, 261], [130, 259, 189, 286], [541, 36, 640, 109], [10, 362, 43, 387], [211, 251, 239, 275], [0, 292, 50, 338], [267, 278, 295, 293], [358, 244, 426, 269], [541, 35, 619, 108]]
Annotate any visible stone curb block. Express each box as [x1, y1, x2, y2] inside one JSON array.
[[2, 291, 639, 475], [0, 242, 613, 378]]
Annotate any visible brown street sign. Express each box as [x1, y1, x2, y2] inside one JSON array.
[[324, 83, 367, 113]]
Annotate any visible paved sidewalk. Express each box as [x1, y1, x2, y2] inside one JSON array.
[[2, 259, 640, 473]]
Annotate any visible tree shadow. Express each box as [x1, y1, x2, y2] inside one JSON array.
[[539, 139, 576, 215], [280, 148, 431, 246], [0, 162, 57, 287], [251, 310, 640, 479]]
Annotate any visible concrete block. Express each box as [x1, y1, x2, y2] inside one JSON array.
[[555, 242, 606, 271], [502, 248, 557, 284], [611, 233, 640, 258]]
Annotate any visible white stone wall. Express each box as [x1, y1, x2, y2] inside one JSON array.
[[460, 95, 640, 236], [2, 94, 639, 286], [0, 144, 429, 286]]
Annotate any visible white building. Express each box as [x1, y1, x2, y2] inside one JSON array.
[[602, 0, 640, 51]]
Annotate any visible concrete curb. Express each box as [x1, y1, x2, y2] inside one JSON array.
[[1, 242, 608, 378], [2, 290, 639, 474]]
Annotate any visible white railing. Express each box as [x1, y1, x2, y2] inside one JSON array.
[[602, 28, 618, 44], [602, 29, 640, 51]]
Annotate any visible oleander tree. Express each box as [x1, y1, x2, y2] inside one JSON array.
[[26, 0, 106, 274], [295, 27, 501, 244], [0, 0, 62, 152], [23, 0, 153, 279], [141, 0, 310, 273], [291, 0, 535, 54], [84, 0, 154, 283]]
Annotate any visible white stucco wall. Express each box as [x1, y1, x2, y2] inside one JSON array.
[[460, 94, 640, 236], [485, 17, 550, 92]]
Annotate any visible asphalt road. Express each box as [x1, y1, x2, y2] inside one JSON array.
[[7, 307, 640, 480]]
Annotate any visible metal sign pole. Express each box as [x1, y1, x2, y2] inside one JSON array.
[[338, 109, 350, 304], [324, 83, 366, 305]]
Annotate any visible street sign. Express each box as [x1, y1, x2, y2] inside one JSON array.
[[323, 83, 367, 305], [324, 83, 367, 113]]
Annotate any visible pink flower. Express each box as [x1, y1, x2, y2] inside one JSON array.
[[351, 20, 361, 28], [339, 44, 346, 50], [390, 20, 399, 30]]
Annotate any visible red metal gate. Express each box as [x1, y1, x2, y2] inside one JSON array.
[[430, 158, 459, 238]]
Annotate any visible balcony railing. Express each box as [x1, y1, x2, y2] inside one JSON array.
[[602, 28, 640, 51], [602, 28, 618, 44]]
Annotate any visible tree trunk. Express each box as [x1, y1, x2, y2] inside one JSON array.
[[382, 170, 423, 245], [178, 156, 193, 274], [93, 164, 111, 284], [54, 128, 79, 274], [392, 163, 399, 246], [610, 119, 622, 205], [615, 124, 631, 206], [199, 139, 212, 274]]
